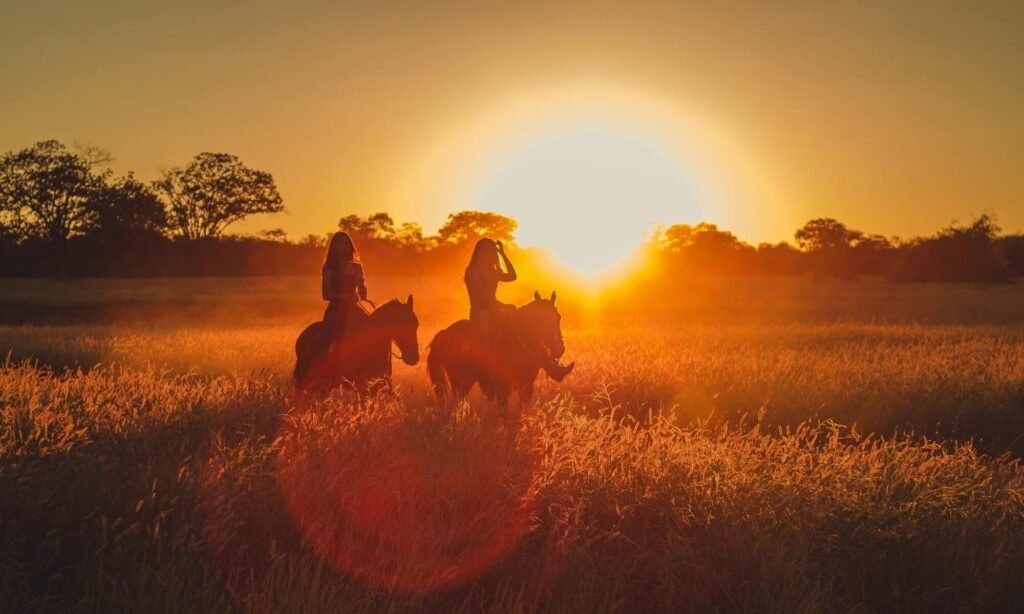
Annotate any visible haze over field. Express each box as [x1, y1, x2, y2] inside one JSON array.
[[3, 1, 1023, 256], [4, 2, 1024, 612], [4, 277, 1024, 611]]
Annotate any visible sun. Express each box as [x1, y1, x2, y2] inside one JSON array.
[[467, 118, 707, 276]]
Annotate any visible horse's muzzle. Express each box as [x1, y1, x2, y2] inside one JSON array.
[[403, 351, 420, 366]]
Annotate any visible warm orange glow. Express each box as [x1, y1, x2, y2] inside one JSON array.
[[467, 120, 697, 275], [399, 85, 781, 277], [7, 4, 1020, 241]]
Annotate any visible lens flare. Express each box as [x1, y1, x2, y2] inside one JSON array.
[[276, 403, 542, 593]]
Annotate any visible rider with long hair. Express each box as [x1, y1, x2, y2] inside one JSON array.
[[322, 232, 367, 350], [465, 238, 517, 326], [465, 238, 572, 381]]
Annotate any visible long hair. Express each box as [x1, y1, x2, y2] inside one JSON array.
[[323, 232, 360, 273], [467, 238, 499, 272]]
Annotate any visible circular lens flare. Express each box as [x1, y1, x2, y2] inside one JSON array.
[[276, 405, 541, 593]]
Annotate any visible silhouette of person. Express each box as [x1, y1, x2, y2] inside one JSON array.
[[464, 238, 572, 382], [322, 232, 367, 352], [466, 238, 517, 329]]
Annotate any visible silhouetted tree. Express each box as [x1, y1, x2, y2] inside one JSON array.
[[998, 234, 1024, 277], [84, 173, 167, 246], [338, 212, 400, 242], [755, 242, 806, 276], [437, 211, 517, 246], [795, 218, 863, 252], [0, 137, 1019, 283], [396, 222, 426, 246], [154, 152, 283, 239], [657, 223, 747, 252], [794, 218, 882, 277], [891, 214, 1008, 282], [0, 140, 108, 274], [260, 228, 288, 242], [653, 223, 756, 275]]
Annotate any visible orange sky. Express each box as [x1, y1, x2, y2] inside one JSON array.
[[2, 1, 1023, 246]]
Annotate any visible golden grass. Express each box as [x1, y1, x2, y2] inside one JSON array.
[[2, 277, 1024, 611]]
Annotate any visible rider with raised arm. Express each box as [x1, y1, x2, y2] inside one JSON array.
[[322, 231, 367, 352], [465, 238, 573, 382]]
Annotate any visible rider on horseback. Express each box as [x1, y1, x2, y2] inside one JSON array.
[[322, 232, 367, 353], [465, 238, 573, 382]]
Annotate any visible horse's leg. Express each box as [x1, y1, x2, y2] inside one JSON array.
[[431, 380, 451, 417], [518, 380, 535, 408], [490, 390, 519, 450], [448, 373, 476, 420], [502, 377, 537, 451]]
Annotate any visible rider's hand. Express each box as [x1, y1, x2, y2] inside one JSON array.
[[496, 240, 505, 254]]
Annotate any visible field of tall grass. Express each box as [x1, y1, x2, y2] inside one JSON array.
[[2, 276, 1024, 612]]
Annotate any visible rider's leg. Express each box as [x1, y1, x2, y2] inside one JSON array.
[[321, 303, 337, 352], [327, 303, 349, 354], [471, 308, 492, 346], [481, 315, 492, 345]]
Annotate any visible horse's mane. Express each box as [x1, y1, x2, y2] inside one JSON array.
[[376, 298, 403, 310], [515, 297, 557, 319], [368, 299, 413, 323]]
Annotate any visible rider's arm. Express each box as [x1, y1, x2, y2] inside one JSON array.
[[355, 263, 368, 300], [322, 269, 338, 301], [497, 243, 517, 282]]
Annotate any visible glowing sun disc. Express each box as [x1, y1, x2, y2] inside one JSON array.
[[469, 119, 705, 275]]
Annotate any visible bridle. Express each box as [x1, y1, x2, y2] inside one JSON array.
[[368, 300, 414, 364]]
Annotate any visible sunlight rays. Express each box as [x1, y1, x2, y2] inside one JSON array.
[[400, 82, 783, 279]]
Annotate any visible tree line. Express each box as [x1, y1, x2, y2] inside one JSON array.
[[645, 214, 1024, 282], [1, 139, 1021, 281], [0, 140, 520, 277]]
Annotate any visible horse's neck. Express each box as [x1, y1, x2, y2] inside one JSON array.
[[364, 306, 396, 346], [507, 308, 528, 337], [503, 309, 540, 365]]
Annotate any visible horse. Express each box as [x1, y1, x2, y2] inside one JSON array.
[[293, 295, 419, 394], [427, 290, 569, 424]]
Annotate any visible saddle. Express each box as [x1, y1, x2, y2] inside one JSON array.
[[323, 301, 371, 352], [470, 305, 515, 351]]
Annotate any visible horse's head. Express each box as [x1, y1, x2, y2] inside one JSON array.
[[524, 290, 566, 360], [379, 295, 420, 366]]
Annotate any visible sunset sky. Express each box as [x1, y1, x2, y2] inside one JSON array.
[[3, 1, 1022, 260]]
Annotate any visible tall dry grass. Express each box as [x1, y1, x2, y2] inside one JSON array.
[[3, 318, 1022, 451], [2, 277, 1024, 611], [2, 360, 1023, 612]]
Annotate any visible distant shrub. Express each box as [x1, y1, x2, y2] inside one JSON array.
[[890, 214, 1010, 282]]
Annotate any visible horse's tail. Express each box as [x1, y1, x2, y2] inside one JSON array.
[[427, 331, 451, 410]]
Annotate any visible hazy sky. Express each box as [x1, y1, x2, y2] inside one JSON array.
[[3, 0, 1022, 246]]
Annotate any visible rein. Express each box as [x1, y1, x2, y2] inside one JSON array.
[[367, 299, 409, 363]]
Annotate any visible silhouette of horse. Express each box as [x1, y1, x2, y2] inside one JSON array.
[[294, 295, 419, 394], [428, 291, 568, 420]]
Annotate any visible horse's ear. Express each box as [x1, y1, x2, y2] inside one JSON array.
[[407, 294, 414, 308], [533, 290, 541, 301], [550, 291, 557, 304]]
